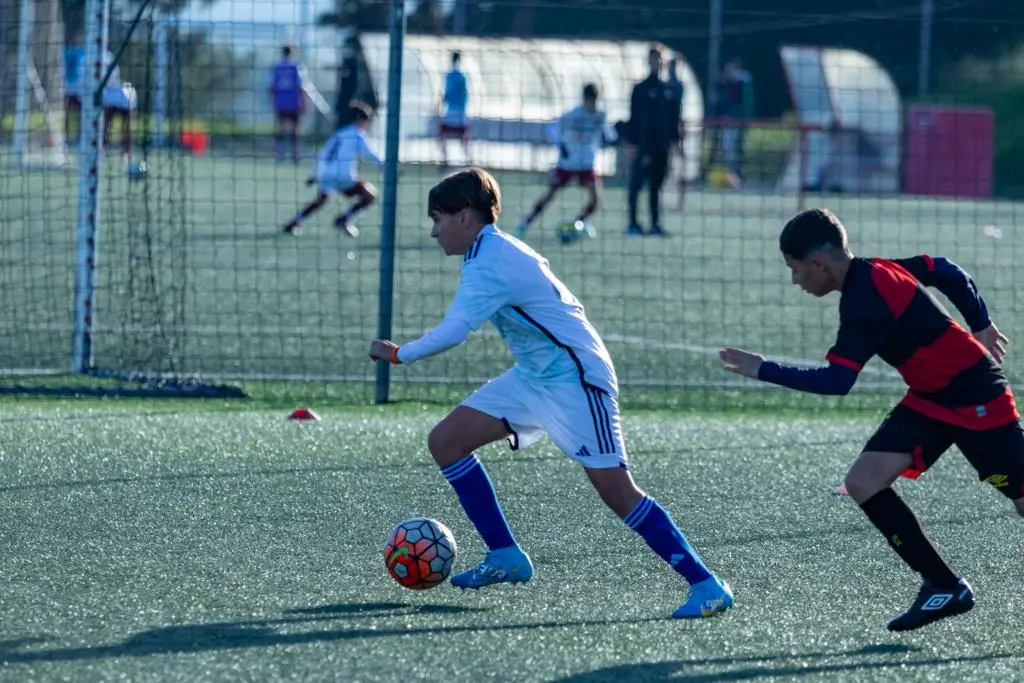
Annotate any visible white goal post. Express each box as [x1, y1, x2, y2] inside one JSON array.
[[11, 0, 67, 169]]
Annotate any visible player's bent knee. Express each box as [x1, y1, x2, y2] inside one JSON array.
[[427, 406, 508, 467], [845, 450, 910, 502]]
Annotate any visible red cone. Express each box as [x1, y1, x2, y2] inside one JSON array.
[[287, 405, 321, 421]]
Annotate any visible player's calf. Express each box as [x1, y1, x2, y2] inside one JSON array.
[[335, 183, 376, 238], [283, 192, 328, 234], [429, 406, 525, 578], [516, 188, 558, 236], [586, 465, 732, 616]]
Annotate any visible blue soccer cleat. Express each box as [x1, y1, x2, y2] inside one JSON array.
[[450, 546, 534, 590], [672, 575, 734, 619]]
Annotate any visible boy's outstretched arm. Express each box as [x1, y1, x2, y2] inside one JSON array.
[[369, 317, 475, 365], [719, 347, 859, 396], [369, 259, 508, 365]]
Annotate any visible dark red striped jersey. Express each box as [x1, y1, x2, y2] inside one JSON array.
[[827, 256, 1018, 430]]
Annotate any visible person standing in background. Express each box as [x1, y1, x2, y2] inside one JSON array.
[[625, 44, 681, 237], [716, 58, 754, 181]]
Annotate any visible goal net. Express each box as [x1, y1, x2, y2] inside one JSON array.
[[6, 0, 67, 170]]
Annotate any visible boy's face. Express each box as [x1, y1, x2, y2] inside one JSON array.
[[583, 96, 597, 112], [355, 117, 371, 130], [430, 209, 479, 256], [784, 253, 834, 297]]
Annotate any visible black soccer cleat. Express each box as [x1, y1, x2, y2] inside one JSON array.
[[887, 578, 975, 632]]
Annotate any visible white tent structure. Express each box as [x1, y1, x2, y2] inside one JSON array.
[[359, 34, 705, 178], [778, 45, 902, 194]]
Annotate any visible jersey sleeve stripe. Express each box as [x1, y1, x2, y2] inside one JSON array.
[[825, 353, 864, 372]]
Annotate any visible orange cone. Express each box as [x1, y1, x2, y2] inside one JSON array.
[[287, 405, 321, 421]]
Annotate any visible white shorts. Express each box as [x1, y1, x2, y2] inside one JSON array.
[[102, 84, 136, 111], [462, 368, 628, 469], [317, 173, 359, 194]]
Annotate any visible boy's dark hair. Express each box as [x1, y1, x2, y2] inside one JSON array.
[[282, 44, 294, 59], [779, 208, 849, 260], [582, 83, 599, 101], [428, 167, 502, 224], [648, 43, 665, 58], [451, 51, 461, 65], [348, 100, 374, 123]]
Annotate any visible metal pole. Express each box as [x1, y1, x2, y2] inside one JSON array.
[[374, 0, 406, 404], [154, 19, 167, 147], [707, 0, 722, 107], [72, 0, 109, 373], [12, 0, 33, 165], [299, 0, 310, 55], [453, 0, 468, 35], [917, 0, 934, 98]]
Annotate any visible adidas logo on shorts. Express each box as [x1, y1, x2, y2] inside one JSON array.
[[575, 446, 593, 459]]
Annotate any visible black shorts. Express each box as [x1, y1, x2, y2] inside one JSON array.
[[864, 404, 1024, 500]]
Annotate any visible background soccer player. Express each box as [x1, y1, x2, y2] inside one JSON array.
[[269, 45, 306, 163], [64, 33, 84, 145], [719, 207, 1024, 632], [368, 167, 734, 619], [625, 43, 681, 237], [437, 51, 471, 169], [100, 49, 136, 162], [283, 101, 382, 237], [515, 83, 616, 237]]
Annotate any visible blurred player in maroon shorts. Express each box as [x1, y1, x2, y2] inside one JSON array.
[[721, 208, 1024, 632], [515, 84, 616, 237]]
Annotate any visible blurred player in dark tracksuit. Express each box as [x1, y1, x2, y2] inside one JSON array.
[[625, 44, 682, 237]]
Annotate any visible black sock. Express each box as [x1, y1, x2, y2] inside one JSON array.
[[859, 488, 959, 587]]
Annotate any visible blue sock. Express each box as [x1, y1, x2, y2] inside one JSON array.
[[441, 454, 517, 551], [625, 495, 713, 585]]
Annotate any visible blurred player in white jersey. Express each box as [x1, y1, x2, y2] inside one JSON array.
[[516, 84, 615, 237], [368, 168, 733, 618], [100, 49, 137, 161], [283, 101, 383, 238], [437, 51, 471, 169]]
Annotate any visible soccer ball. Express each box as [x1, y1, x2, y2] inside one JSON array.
[[557, 220, 595, 245], [383, 517, 457, 590], [128, 160, 148, 181]]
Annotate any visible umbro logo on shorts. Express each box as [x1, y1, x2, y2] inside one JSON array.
[[922, 594, 953, 611]]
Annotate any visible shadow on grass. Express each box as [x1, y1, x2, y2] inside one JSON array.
[[553, 645, 1023, 682], [0, 601, 654, 664]]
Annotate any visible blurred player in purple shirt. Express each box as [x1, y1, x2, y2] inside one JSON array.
[[268, 45, 306, 163]]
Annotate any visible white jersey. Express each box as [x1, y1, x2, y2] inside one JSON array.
[[398, 225, 618, 395], [316, 124, 383, 184], [550, 106, 616, 172]]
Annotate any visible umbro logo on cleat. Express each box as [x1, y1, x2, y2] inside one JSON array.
[[922, 594, 953, 611]]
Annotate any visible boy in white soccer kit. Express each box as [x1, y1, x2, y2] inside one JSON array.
[[284, 101, 383, 237], [516, 83, 616, 237], [369, 168, 733, 618]]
